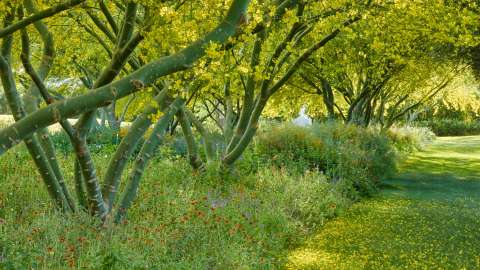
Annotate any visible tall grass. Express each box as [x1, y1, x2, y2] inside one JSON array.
[[387, 125, 436, 151]]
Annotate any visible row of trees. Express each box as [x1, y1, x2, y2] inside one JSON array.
[[265, 1, 478, 126], [0, 0, 478, 223]]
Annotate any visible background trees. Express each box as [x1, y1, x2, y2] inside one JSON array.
[[267, 1, 479, 124]]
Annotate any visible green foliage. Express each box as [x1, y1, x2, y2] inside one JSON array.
[[49, 127, 121, 154], [254, 124, 325, 172], [386, 125, 436, 152], [49, 126, 193, 158], [417, 119, 480, 136], [264, 0, 479, 122], [253, 122, 398, 197], [255, 168, 350, 231], [415, 71, 480, 122]]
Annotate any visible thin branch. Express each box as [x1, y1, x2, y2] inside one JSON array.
[[0, 0, 86, 38]]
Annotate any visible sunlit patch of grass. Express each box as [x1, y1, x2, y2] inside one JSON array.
[[287, 199, 480, 269], [288, 249, 340, 268], [287, 136, 480, 269]]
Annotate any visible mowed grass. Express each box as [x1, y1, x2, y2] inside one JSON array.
[[287, 136, 480, 269]]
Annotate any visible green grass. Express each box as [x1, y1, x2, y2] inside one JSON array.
[[287, 136, 480, 269]]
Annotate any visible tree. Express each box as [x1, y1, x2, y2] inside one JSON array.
[[267, 0, 479, 125], [179, 0, 370, 168], [0, 0, 251, 220]]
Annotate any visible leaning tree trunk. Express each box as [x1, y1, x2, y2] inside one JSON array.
[[21, 0, 76, 211], [320, 77, 336, 120]]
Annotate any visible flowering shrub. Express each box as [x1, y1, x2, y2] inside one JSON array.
[[253, 122, 398, 197]]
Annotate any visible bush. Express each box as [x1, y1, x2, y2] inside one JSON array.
[[253, 122, 398, 198], [387, 125, 436, 152], [50, 126, 122, 154], [312, 122, 397, 197], [51, 126, 192, 158], [254, 124, 324, 172], [416, 119, 480, 136], [255, 168, 350, 231]]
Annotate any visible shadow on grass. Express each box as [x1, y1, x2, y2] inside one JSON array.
[[383, 172, 480, 202]]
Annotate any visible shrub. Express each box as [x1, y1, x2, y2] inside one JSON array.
[[416, 119, 480, 136], [312, 122, 397, 196], [49, 126, 122, 154], [387, 125, 436, 152], [255, 168, 350, 231], [254, 123, 324, 172], [253, 122, 398, 198], [51, 126, 191, 158]]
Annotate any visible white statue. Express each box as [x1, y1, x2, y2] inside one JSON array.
[[292, 106, 312, 127]]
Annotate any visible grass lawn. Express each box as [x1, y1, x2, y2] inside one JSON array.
[[287, 136, 480, 269]]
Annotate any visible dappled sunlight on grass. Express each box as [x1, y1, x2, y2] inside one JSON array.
[[287, 249, 340, 268], [287, 136, 480, 269], [287, 199, 480, 269]]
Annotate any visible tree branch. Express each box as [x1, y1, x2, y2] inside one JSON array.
[[0, 0, 85, 38]]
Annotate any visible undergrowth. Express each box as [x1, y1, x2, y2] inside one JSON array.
[[0, 122, 428, 269]]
